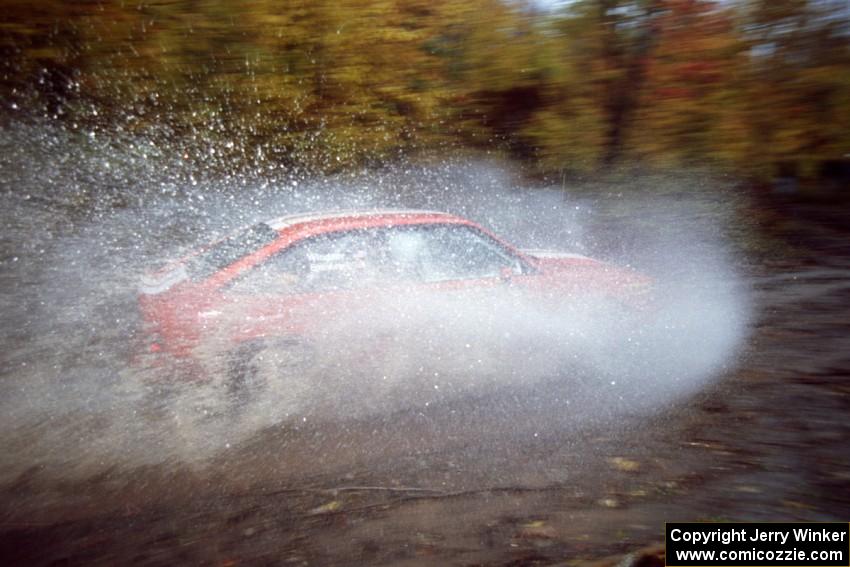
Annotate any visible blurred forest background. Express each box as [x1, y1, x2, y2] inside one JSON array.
[[1, 0, 849, 184]]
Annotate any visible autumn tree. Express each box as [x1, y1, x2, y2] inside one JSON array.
[[739, 0, 850, 178], [626, 0, 748, 169], [1, 0, 847, 178]]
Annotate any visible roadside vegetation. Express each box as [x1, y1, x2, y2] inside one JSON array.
[[2, 0, 848, 182]]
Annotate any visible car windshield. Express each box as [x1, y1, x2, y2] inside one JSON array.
[[187, 223, 278, 281]]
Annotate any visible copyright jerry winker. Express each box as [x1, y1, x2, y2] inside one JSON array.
[[665, 522, 850, 566]]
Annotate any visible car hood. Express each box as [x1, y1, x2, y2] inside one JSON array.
[[520, 248, 595, 263]]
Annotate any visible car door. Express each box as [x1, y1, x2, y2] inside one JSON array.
[[364, 223, 541, 337], [209, 223, 539, 350], [357, 223, 545, 364], [212, 229, 390, 347]]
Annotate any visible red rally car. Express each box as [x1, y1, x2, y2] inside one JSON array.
[[138, 209, 652, 385]]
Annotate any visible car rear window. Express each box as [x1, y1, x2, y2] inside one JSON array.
[[187, 223, 278, 281]]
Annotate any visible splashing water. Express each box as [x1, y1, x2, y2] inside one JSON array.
[[0, 119, 752, 480]]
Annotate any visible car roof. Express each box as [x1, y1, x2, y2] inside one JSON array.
[[265, 209, 463, 232]]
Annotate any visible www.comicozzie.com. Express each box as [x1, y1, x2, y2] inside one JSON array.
[[665, 522, 850, 566]]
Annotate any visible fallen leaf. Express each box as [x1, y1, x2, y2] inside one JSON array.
[[518, 520, 558, 540], [308, 500, 341, 515], [609, 457, 641, 472]]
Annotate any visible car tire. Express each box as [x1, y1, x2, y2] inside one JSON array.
[[226, 338, 316, 406]]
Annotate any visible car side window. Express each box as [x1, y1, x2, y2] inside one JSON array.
[[300, 230, 389, 291], [385, 225, 524, 283], [225, 245, 311, 294], [226, 229, 390, 294], [421, 225, 523, 281]]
